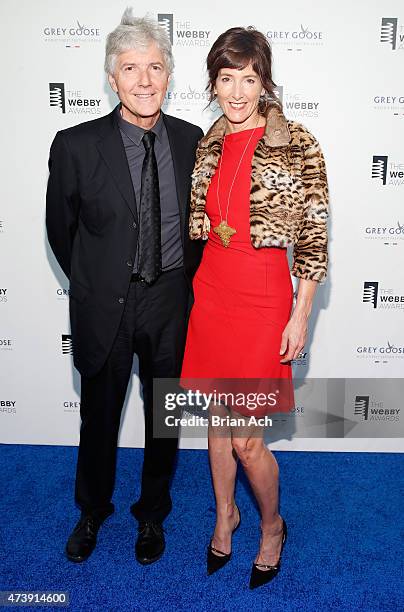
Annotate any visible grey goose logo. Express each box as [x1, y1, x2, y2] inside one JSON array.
[[354, 396, 369, 420], [0, 339, 12, 350], [56, 287, 70, 300], [372, 94, 404, 118], [43, 20, 100, 38], [49, 82, 65, 113], [266, 24, 324, 48], [362, 282, 378, 308], [372, 156, 388, 184], [61, 334, 73, 355], [158, 14, 173, 44], [363, 221, 404, 243], [42, 19, 101, 47], [356, 341, 404, 362], [380, 18, 398, 50]]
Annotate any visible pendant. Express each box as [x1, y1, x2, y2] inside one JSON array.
[[213, 220, 236, 247]]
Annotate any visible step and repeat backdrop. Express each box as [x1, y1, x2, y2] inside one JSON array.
[[0, 0, 403, 452]]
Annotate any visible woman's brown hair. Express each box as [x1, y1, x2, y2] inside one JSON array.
[[206, 26, 280, 114]]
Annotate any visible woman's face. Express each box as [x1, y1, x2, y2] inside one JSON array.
[[214, 63, 264, 130]]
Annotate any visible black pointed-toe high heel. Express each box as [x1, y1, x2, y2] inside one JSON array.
[[249, 518, 287, 589], [207, 506, 241, 575]]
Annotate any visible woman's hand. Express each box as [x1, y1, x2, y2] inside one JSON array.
[[279, 311, 308, 363], [279, 278, 318, 363]]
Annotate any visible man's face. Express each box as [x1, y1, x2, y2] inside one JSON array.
[[108, 42, 170, 127]]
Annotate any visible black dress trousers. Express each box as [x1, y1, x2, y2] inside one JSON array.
[[75, 267, 190, 523]]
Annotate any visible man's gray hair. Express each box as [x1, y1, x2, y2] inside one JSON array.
[[105, 8, 174, 75]]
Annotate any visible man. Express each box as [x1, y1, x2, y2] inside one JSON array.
[[46, 9, 203, 565]]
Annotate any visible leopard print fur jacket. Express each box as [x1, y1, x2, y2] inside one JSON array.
[[189, 104, 329, 284]]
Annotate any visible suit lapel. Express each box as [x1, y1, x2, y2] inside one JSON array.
[[96, 109, 137, 220], [163, 113, 188, 241]]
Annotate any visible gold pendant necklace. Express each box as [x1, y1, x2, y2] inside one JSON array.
[[213, 220, 237, 247], [213, 118, 259, 247]]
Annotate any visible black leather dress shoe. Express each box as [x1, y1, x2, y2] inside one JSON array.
[[65, 515, 103, 563], [135, 521, 165, 565]]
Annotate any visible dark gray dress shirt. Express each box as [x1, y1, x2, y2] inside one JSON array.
[[116, 106, 183, 273]]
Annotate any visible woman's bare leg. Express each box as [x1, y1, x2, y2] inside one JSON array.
[[208, 402, 239, 555], [231, 415, 284, 567]]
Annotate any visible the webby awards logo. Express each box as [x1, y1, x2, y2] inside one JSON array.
[[49, 83, 101, 115], [362, 281, 404, 310], [354, 394, 400, 423], [372, 155, 404, 186], [61, 335, 73, 355], [380, 17, 403, 51], [157, 13, 211, 47]]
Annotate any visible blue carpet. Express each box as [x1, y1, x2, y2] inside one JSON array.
[[0, 445, 402, 612]]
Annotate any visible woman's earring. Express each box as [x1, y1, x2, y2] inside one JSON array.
[[208, 98, 221, 113]]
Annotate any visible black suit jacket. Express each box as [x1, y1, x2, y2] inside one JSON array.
[[46, 107, 204, 377]]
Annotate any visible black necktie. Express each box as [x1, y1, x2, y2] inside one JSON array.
[[137, 131, 162, 284]]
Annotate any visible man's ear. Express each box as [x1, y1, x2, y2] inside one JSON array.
[[108, 74, 118, 94]]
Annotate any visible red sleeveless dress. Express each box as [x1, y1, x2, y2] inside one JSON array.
[[181, 126, 295, 417]]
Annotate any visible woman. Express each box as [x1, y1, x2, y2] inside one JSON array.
[[181, 27, 329, 589]]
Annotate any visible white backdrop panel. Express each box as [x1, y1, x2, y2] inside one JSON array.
[[0, 0, 403, 451]]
